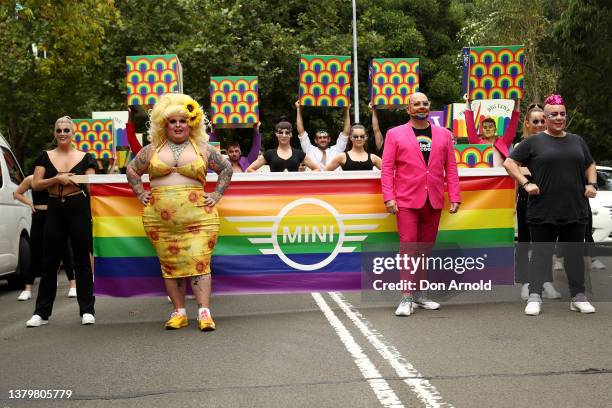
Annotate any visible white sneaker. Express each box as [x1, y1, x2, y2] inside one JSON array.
[[570, 294, 596, 313], [542, 282, 561, 299], [17, 290, 32, 301], [520, 283, 529, 300], [413, 296, 441, 310], [395, 297, 414, 316], [81, 313, 96, 325], [552, 255, 564, 271], [591, 258, 606, 270], [26, 315, 48, 327], [524, 294, 542, 316], [67, 287, 77, 298]]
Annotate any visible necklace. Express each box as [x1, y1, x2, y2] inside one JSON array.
[[167, 140, 190, 166]]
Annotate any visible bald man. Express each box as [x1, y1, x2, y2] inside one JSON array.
[[381, 92, 461, 316]]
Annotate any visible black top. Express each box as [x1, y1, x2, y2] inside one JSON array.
[[34, 151, 97, 194], [510, 132, 594, 225], [341, 152, 374, 171], [412, 126, 432, 165], [32, 189, 49, 206], [263, 148, 306, 172]]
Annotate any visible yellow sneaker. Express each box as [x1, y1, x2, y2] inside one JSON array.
[[165, 312, 188, 330], [198, 314, 216, 332]]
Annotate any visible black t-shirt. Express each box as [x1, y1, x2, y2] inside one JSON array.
[[263, 148, 306, 172], [412, 126, 432, 165], [510, 132, 594, 225]]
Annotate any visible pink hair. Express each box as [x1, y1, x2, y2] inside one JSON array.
[[544, 94, 565, 106]]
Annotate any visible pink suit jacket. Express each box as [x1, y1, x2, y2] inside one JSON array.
[[381, 123, 461, 209]]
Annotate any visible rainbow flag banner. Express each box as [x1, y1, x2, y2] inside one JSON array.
[[126, 54, 183, 110], [461, 45, 525, 100], [455, 144, 493, 168], [299, 55, 351, 107], [445, 100, 514, 138], [369, 58, 419, 108], [73, 119, 114, 159], [210, 76, 259, 128], [90, 171, 515, 296]]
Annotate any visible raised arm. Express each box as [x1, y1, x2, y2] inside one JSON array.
[[245, 122, 262, 164], [295, 101, 306, 136], [126, 144, 153, 205], [369, 102, 384, 152], [499, 99, 521, 149], [13, 175, 34, 211], [463, 94, 479, 144], [205, 144, 233, 206], [342, 104, 351, 136]]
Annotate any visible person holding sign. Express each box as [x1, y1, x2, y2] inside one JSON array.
[[208, 122, 262, 173], [247, 117, 319, 172], [325, 124, 382, 171], [26, 116, 97, 327], [126, 94, 233, 331], [381, 92, 461, 316], [464, 94, 521, 166], [295, 101, 351, 170]]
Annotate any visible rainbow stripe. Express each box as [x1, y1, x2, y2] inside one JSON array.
[[90, 172, 515, 296]]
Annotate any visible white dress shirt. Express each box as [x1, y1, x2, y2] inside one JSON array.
[[298, 131, 349, 171]]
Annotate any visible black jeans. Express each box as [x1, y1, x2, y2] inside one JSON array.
[[27, 210, 75, 285], [34, 194, 94, 319], [529, 223, 586, 297]]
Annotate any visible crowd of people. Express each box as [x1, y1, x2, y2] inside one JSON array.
[[17, 88, 599, 330]]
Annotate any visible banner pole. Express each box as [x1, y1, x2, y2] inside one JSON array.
[[352, 0, 360, 123]]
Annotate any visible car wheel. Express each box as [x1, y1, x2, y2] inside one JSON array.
[[7, 235, 30, 289]]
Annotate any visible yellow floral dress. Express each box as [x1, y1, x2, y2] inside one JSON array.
[[142, 140, 219, 278]]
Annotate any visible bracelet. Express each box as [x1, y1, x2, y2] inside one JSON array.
[[521, 181, 531, 189]]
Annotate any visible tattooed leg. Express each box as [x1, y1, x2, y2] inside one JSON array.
[[164, 278, 186, 309], [190, 274, 211, 308]]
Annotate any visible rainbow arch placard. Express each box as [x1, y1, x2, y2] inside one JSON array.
[[89, 172, 514, 296], [454, 144, 493, 168], [210, 76, 259, 128], [126, 54, 183, 109], [299, 55, 351, 107], [461, 45, 524, 100], [369, 58, 419, 108], [72, 119, 114, 159]]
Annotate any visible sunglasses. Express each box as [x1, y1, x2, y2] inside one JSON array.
[[411, 101, 430, 107], [55, 128, 72, 134], [351, 135, 367, 140], [547, 112, 567, 119], [276, 130, 291, 135], [530, 119, 546, 125], [528, 103, 544, 111]]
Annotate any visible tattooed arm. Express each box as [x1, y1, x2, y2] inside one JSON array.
[[126, 144, 153, 205], [204, 144, 233, 206]]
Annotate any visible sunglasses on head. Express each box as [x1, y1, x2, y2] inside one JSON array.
[[55, 128, 71, 134], [528, 103, 544, 111], [351, 135, 367, 140], [276, 129, 291, 135]]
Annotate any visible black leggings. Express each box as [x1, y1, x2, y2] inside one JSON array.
[[27, 210, 75, 285], [34, 194, 94, 319], [529, 223, 586, 297]]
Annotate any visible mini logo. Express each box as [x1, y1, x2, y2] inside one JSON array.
[[226, 198, 389, 271]]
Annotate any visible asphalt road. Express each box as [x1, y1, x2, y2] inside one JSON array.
[[1, 266, 612, 408]]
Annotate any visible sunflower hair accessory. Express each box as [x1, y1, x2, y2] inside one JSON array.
[[183, 98, 204, 127]]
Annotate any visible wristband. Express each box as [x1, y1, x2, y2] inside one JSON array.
[[521, 181, 532, 189]]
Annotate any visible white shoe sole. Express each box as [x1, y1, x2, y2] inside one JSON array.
[[413, 302, 440, 310], [26, 320, 48, 327], [570, 303, 596, 313]]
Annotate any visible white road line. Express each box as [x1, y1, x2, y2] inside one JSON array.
[[329, 292, 454, 408], [311, 293, 404, 408]]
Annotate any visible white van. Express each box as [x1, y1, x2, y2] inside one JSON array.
[[0, 132, 31, 287]]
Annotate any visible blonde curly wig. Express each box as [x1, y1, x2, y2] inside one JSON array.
[[148, 93, 209, 146]]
